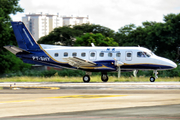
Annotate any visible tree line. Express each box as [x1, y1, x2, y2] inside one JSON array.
[[0, 0, 31, 74], [0, 0, 180, 75]]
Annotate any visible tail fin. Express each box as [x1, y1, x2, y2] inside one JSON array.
[[11, 22, 41, 51]]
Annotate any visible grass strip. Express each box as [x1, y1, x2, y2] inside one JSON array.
[[0, 76, 179, 82]]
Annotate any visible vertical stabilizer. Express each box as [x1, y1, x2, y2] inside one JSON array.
[[11, 22, 41, 51]]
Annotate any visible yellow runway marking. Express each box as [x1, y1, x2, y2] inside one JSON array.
[[0, 95, 127, 104], [44, 95, 127, 99], [10, 87, 60, 90], [0, 100, 35, 104]]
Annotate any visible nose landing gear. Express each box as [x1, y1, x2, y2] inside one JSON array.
[[150, 70, 158, 82], [150, 77, 155, 82]]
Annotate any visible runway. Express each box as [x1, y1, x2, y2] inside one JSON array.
[[0, 82, 180, 120]]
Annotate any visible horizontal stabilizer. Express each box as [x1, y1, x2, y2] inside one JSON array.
[[4, 45, 31, 55]]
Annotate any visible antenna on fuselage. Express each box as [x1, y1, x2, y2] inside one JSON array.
[[91, 43, 95, 47]]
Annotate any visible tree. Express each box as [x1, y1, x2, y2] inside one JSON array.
[[74, 33, 118, 46], [38, 26, 82, 45], [0, 0, 26, 74], [0, 0, 23, 50], [163, 13, 180, 62], [148, 13, 180, 61], [73, 23, 115, 38], [115, 13, 180, 62], [114, 24, 136, 46], [38, 23, 116, 46]]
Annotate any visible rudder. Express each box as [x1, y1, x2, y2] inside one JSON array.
[[11, 22, 40, 51]]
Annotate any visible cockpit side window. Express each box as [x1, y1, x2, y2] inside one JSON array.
[[137, 52, 144, 57], [146, 53, 151, 57], [137, 52, 151, 58]]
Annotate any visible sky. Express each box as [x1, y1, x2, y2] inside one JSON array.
[[11, 0, 180, 31]]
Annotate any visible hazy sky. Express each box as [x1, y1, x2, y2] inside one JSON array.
[[11, 0, 180, 31]]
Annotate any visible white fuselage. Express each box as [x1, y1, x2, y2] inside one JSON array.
[[40, 44, 177, 70]]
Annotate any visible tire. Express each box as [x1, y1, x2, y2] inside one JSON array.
[[150, 77, 155, 82], [83, 75, 90, 83], [101, 74, 108, 82]]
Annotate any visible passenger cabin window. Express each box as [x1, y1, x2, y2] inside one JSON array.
[[99, 52, 104, 57], [72, 52, 77, 57], [127, 53, 131, 57], [90, 52, 95, 57], [116, 53, 121, 57], [64, 52, 68, 57], [108, 52, 112, 57], [54, 53, 58, 57], [81, 52, 86, 57]]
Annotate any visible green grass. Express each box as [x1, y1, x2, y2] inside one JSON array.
[[0, 76, 179, 82]]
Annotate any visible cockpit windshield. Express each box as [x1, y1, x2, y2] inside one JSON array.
[[137, 51, 152, 58]]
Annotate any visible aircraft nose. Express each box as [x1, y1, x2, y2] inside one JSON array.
[[171, 61, 177, 68], [157, 57, 177, 69], [164, 58, 177, 69]]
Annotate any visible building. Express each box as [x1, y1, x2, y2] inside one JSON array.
[[63, 15, 90, 26], [22, 13, 91, 41], [22, 13, 63, 41]]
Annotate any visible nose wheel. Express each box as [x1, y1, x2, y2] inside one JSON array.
[[150, 77, 155, 82], [150, 70, 158, 82]]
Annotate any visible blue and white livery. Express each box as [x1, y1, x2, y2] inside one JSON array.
[[4, 22, 177, 82]]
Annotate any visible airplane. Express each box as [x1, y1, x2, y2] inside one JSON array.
[[4, 21, 177, 82]]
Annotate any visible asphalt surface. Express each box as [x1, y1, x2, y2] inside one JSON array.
[[0, 82, 180, 120], [1, 104, 180, 120]]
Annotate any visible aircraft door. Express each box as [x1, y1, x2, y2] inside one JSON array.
[[126, 51, 132, 61], [89, 51, 97, 61]]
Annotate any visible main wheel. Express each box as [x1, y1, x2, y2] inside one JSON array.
[[101, 74, 108, 82], [150, 77, 155, 82], [83, 75, 90, 83]]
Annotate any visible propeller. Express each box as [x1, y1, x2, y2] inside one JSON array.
[[118, 66, 121, 78], [114, 58, 124, 78], [133, 70, 138, 77]]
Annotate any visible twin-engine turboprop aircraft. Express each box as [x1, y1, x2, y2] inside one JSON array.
[[4, 22, 177, 82]]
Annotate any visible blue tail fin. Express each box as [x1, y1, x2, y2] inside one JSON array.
[[11, 22, 41, 51]]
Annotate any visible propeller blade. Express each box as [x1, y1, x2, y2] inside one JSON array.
[[133, 70, 138, 77], [118, 66, 121, 78]]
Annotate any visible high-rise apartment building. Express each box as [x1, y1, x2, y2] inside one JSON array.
[[22, 13, 62, 41], [22, 13, 91, 41], [63, 15, 90, 26]]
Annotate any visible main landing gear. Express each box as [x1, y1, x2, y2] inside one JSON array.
[[83, 75, 90, 82], [150, 70, 158, 82], [82, 70, 158, 83], [82, 72, 109, 83], [83, 72, 91, 83], [101, 73, 108, 82]]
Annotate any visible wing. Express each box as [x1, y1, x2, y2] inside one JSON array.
[[63, 56, 96, 68]]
